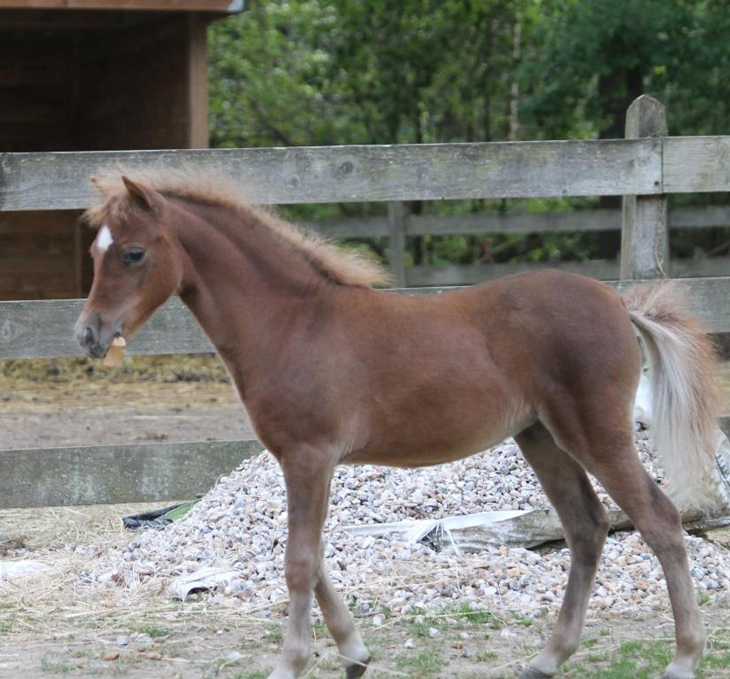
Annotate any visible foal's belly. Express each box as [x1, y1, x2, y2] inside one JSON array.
[[345, 398, 535, 468]]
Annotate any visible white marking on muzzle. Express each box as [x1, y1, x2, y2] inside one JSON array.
[[97, 225, 113, 252]]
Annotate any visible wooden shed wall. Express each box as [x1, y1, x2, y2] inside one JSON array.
[[79, 14, 207, 150], [0, 10, 210, 300]]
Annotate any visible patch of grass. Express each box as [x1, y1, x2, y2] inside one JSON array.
[[451, 603, 504, 629], [698, 591, 711, 606], [563, 640, 673, 678], [0, 617, 14, 634], [40, 656, 77, 674], [230, 672, 270, 679], [583, 637, 599, 649], [396, 649, 447, 678], [587, 652, 609, 663], [563, 635, 730, 678], [311, 620, 327, 638], [515, 614, 533, 628], [476, 650, 498, 661], [407, 616, 437, 638], [136, 624, 171, 638], [703, 647, 730, 669], [265, 627, 283, 644]]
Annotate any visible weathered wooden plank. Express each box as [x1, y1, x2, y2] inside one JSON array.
[[0, 297, 212, 359], [0, 1, 244, 11], [664, 137, 730, 194], [0, 439, 262, 509], [671, 205, 730, 229], [309, 205, 730, 238], [407, 257, 730, 286], [0, 139, 662, 211], [4, 275, 730, 359], [408, 209, 621, 235], [621, 95, 669, 280], [312, 215, 390, 238], [387, 202, 407, 287], [406, 260, 620, 286]]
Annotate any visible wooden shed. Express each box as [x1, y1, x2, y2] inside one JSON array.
[[0, 0, 243, 300]]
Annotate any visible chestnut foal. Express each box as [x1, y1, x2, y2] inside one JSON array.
[[76, 172, 719, 679]]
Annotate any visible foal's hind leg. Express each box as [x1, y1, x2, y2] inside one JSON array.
[[543, 415, 705, 679], [584, 452, 704, 679], [515, 423, 610, 679]]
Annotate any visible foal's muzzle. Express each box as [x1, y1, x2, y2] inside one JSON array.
[[75, 312, 118, 359]]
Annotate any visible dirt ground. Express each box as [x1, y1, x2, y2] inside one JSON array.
[[0, 356, 252, 449], [1, 356, 730, 678], [3, 600, 729, 679]]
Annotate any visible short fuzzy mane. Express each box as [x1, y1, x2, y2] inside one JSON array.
[[85, 169, 391, 289]]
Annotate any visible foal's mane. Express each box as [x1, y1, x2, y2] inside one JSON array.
[[85, 169, 390, 289]]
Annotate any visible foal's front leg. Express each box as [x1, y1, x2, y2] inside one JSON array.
[[315, 551, 370, 677], [269, 449, 336, 679]]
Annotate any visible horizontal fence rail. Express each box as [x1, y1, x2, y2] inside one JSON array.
[[4, 276, 730, 361], [308, 204, 730, 287], [1, 137, 729, 211], [0, 440, 262, 509], [405, 257, 730, 287], [313, 205, 730, 238], [1, 140, 661, 209]]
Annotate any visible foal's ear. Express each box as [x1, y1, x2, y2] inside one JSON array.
[[121, 176, 165, 215]]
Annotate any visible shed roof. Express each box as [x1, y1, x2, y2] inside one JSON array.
[[0, 1, 243, 11]]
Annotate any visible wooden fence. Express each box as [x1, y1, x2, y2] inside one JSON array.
[[308, 204, 730, 286], [3, 94, 730, 508]]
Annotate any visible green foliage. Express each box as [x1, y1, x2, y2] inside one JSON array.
[[208, 1, 730, 271]]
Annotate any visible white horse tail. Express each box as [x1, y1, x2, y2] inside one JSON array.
[[623, 282, 722, 514]]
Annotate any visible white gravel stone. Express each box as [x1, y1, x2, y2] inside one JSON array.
[[80, 433, 730, 618]]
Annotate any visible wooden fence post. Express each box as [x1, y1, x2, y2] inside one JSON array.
[[620, 95, 669, 280], [387, 201, 407, 287]]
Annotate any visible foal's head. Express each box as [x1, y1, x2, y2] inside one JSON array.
[[75, 176, 182, 358]]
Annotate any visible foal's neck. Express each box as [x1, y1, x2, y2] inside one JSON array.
[[170, 199, 338, 388]]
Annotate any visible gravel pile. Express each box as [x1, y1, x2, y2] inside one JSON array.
[[82, 434, 730, 617]]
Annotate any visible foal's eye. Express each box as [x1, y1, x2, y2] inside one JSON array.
[[123, 248, 146, 266]]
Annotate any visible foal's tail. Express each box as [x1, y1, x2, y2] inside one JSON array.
[[623, 283, 721, 514]]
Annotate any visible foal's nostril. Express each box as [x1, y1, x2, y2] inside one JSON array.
[[79, 313, 102, 348]]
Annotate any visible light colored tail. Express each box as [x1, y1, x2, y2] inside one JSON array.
[[623, 282, 721, 514]]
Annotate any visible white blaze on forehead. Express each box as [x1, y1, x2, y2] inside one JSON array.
[[96, 224, 114, 252]]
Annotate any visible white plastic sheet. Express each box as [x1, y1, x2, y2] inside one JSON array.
[[168, 566, 240, 600]]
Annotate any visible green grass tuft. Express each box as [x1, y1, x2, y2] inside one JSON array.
[[396, 650, 447, 678], [137, 624, 171, 638]]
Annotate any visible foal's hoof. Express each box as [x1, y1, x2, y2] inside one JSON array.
[[519, 668, 553, 679], [345, 657, 370, 679]]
